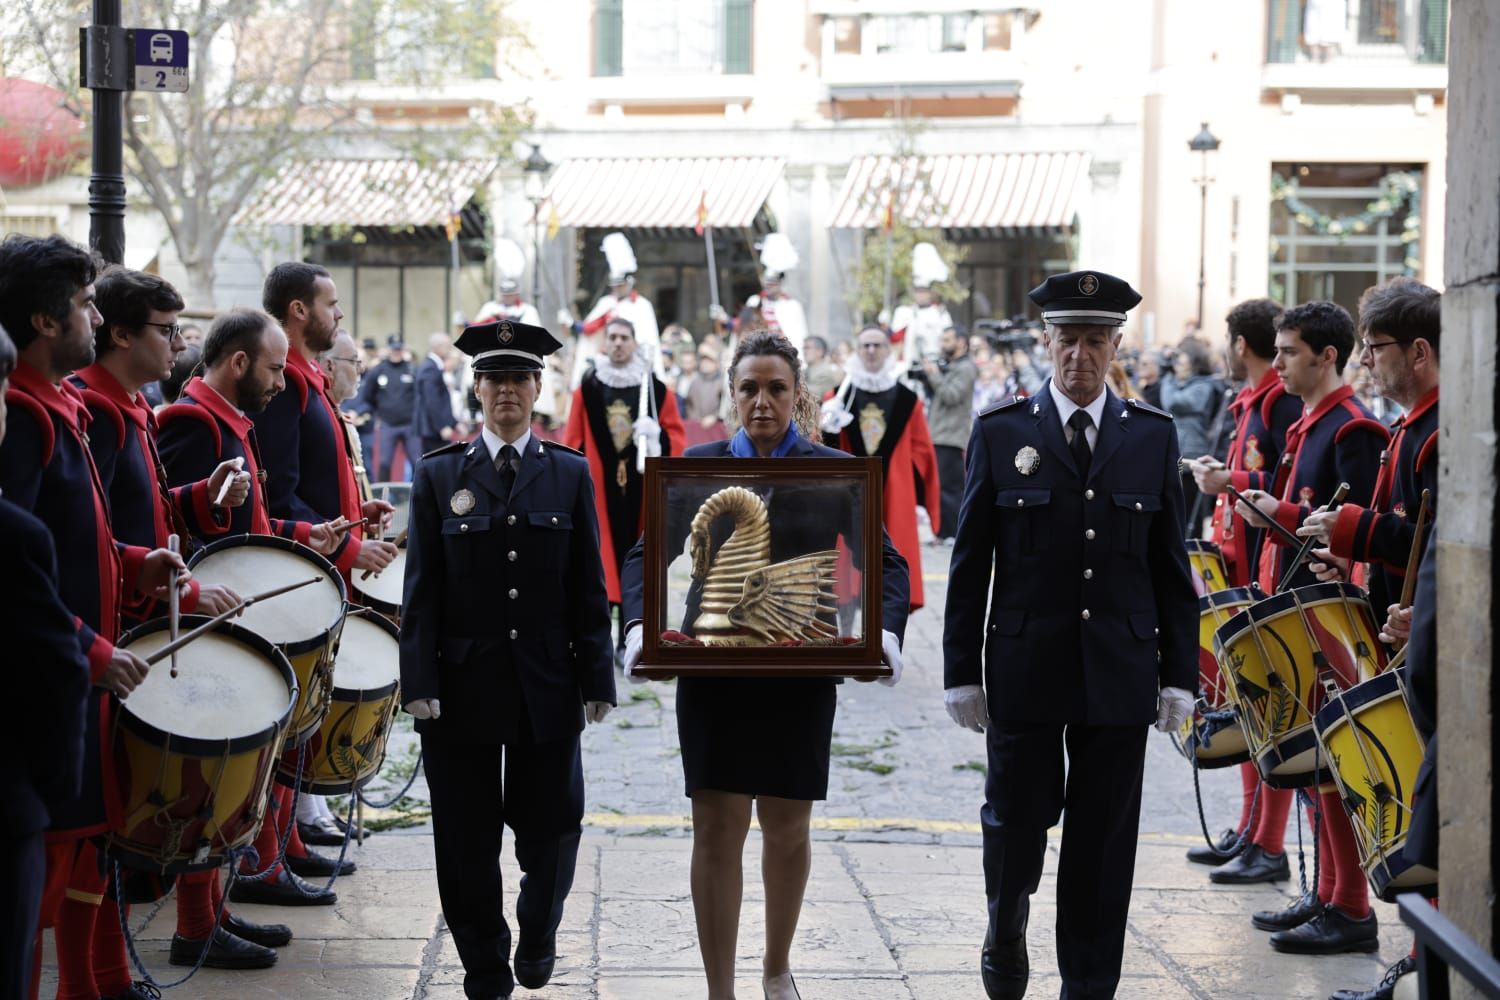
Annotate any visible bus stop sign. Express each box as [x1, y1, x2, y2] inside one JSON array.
[[131, 29, 189, 92]]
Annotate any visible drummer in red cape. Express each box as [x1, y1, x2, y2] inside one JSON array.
[[819, 325, 941, 613], [562, 316, 686, 658], [941, 270, 1198, 1000], [1234, 300, 1389, 956], [1180, 298, 1302, 871], [400, 318, 615, 1000], [0, 234, 192, 1000]]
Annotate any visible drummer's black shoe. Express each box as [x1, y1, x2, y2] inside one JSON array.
[[1270, 904, 1379, 954], [1208, 844, 1290, 884], [223, 910, 293, 947], [514, 932, 557, 989], [980, 925, 1028, 1000], [1329, 955, 1416, 1000], [229, 866, 337, 906], [1186, 828, 1244, 866], [298, 815, 346, 846], [332, 812, 371, 841], [285, 846, 357, 878], [170, 925, 278, 969], [101, 982, 162, 1000], [1252, 890, 1320, 931]]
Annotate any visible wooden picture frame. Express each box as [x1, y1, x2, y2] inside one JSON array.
[[638, 456, 889, 679]]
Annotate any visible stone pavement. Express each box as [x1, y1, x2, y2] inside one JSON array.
[[37, 544, 1416, 998]]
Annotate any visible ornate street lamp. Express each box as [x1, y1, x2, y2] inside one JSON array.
[[522, 143, 552, 305], [1188, 122, 1220, 331]]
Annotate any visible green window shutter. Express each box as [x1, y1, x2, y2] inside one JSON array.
[[1265, 0, 1299, 64], [724, 0, 752, 74], [595, 0, 623, 77], [1419, 0, 1447, 63]]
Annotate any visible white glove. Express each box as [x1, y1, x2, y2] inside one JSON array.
[[708, 303, 729, 324], [585, 701, 613, 724], [622, 624, 647, 685], [633, 416, 662, 457], [820, 399, 853, 434], [1155, 686, 1195, 733], [404, 698, 441, 720], [944, 685, 990, 733], [556, 307, 575, 328], [745, 294, 761, 309], [879, 630, 903, 687]]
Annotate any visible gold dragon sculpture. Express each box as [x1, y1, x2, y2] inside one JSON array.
[[687, 486, 839, 646]]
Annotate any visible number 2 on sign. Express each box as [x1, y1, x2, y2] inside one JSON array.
[[156, 71, 166, 87]]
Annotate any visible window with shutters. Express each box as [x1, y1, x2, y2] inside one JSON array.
[[595, 0, 752, 77], [1265, 0, 1445, 64]]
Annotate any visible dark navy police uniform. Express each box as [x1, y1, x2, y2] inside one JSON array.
[[399, 319, 613, 1000], [943, 272, 1197, 999]]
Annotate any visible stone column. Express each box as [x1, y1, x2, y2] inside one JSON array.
[[1439, 0, 1499, 988]]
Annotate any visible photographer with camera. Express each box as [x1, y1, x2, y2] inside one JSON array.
[[922, 326, 977, 545]]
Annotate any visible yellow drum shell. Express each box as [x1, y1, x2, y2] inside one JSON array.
[[188, 535, 347, 747], [106, 619, 296, 873], [281, 612, 402, 794], [1186, 539, 1231, 594], [1197, 587, 1256, 711]]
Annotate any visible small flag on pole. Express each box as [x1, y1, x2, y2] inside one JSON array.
[[546, 201, 561, 241], [445, 205, 463, 242], [881, 189, 895, 234], [695, 190, 709, 236]]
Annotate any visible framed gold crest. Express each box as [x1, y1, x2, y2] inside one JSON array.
[[638, 457, 888, 679]]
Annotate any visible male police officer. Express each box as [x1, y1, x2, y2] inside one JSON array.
[[400, 318, 615, 1000], [942, 271, 1197, 999]]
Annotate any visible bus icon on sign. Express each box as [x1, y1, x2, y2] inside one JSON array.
[[149, 33, 174, 63]]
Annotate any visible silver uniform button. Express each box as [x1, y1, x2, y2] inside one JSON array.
[[551, 516, 559, 525], [509, 628, 518, 639], [459, 523, 470, 533], [1085, 529, 1095, 540], [1083, 568, 1093, 579], [1081, 609, 1091, 621], [1134, 502, 1143, 511], [507, 550, 517, 562], [1154, 627, 1160, 636], [508, 589, 518, 599], [507, 515, 517, 525], [1085, 489, 1095, 500], [1017, 498, 1025, 507]]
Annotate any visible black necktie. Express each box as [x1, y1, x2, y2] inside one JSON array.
[[496, 444, 518, 499], [1067, 409, 1093, 482]]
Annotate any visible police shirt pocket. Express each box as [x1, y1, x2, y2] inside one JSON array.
[[994, 487, 1051, 555], [1111, 492, 1160, 554], [1127, 611, 1159, 642], [988, 608, 1027, 636], [527, 512, 573, 531], [442, 515, 492, 536]]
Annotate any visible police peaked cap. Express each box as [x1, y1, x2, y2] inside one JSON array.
[[1027, 270, 1142, 327], [454, 319, 562, 373]]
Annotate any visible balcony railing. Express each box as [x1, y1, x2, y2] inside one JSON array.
[[1267, 0, 1447, 65]]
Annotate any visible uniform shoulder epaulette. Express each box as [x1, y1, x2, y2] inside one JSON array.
[[421, 440, 466, 460], [978, 395, 1028, 419], [1126, 397, 1173, 419], [542, 440, 585, 458]]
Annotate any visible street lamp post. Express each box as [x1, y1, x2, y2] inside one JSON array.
[[1188, 122, 1220, 331], [522, 143, 552, 308]]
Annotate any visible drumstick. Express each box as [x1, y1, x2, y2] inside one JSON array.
[[1223, 485, 1304, 548], [1398, 489, 1432, 610], [167, 535, 182, 678], [359, 526, 408, 581], [214, 457, 245, 506], [1277, 481, 1350, 593], [144, 577, 322, 667], [332, 516, 376, 537]]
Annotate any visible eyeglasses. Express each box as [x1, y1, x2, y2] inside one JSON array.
[[1361, 339, 1404, 356], [326, 356, 366, 373], [141, 321, 183, 341]]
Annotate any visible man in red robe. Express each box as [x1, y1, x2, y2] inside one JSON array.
[[821, 325, 941, 611], [563, 317, 686, 656]]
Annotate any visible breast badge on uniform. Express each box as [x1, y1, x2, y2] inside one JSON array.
[[1243, 435, 1264, 471], [451, 488, 476, 515], [606, 398, 634, 452], [859, 402, 888, 455], [1015, 445, 1041, 476]]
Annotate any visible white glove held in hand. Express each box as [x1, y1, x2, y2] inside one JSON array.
[[1155, 686, 1195, 733], [879, 630, 903, 687], [556, 307, 575, 328], [820, 399, 853, 434], [405, 698, 441, 720], [633, 416, 662, 457], [585, 701, 612, 724], [622, 624, 646, 685], [944, 685, 989, 732]]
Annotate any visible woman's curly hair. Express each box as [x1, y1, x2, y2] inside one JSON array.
[[726, 328, 821, 444]]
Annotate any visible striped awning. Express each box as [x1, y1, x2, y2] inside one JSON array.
[[234, 158, 496, 228], [542, 157, 784, 230], [830, 152, 1090, 236]]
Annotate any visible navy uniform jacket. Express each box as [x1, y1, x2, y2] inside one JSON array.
[[1257, 384, 1388, 592], [0, 498, 91, 837], [943, 384, 1198, 726], [356, 357, 417, 426], [412, 356, 455, 441], [399, 436, 615, 744], [617, 436, 912, 646]]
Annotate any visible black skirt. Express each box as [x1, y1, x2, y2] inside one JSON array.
[[676, 675, 838, 801]]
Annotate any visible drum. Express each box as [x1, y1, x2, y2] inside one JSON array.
[[283, 612, 402, 793], [1314, 667, 1437, 902], [351, 547, 406, 624], [1214, 582, 1387, 788], [1186, 539, 1231, 593], [188, 535, 347, 748], [1180, 587, 1258, 768], [106, 619, 296, 872]]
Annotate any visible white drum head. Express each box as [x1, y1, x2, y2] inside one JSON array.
[[334, 615, 400, 691], [354, 549, 406, 611], [122, 632, 291, 739], [192, 545, 343, 645]]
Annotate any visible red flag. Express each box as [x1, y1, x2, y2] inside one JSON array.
[[881, 189, 895, 234], [695, 190, 708, 236]]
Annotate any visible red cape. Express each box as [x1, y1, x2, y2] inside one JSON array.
[[563, 379, 687, 603]]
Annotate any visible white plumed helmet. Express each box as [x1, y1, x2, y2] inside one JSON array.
[[494, 238, 526, 293], [911, 242, 949, 289], [601, 232, 638, 284], [757, 232, 799, 281]]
